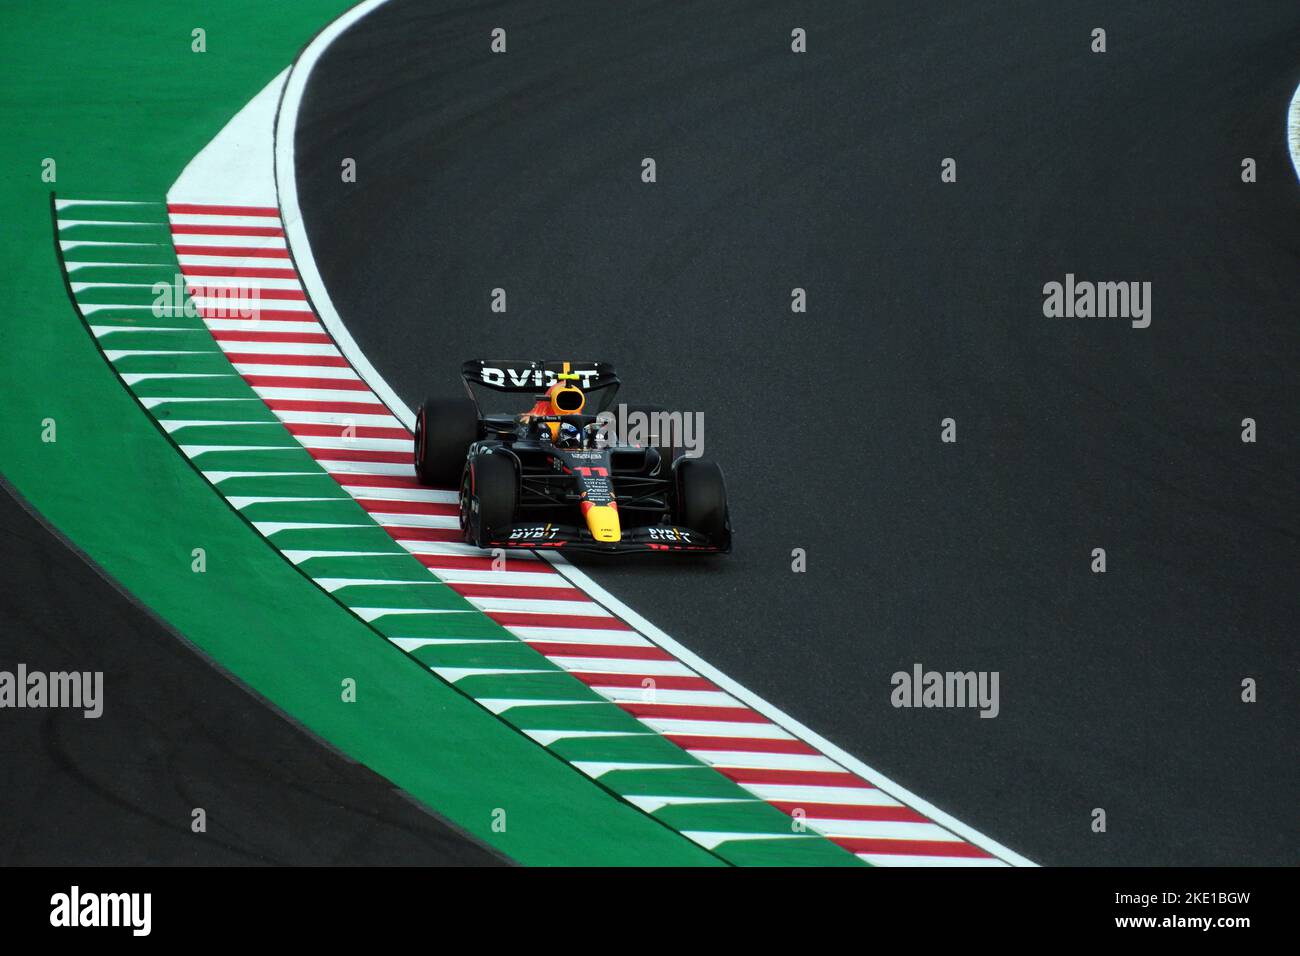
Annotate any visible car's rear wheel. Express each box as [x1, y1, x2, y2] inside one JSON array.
[[414, 397, 478, 487], [674, 459, 728, 540], [460, 453, 519, 545]]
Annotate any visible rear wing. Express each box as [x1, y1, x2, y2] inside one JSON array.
[[460, 360, 621, 413]]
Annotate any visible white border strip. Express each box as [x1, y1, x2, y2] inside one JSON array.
[[273, 0, 1035, 867], [275, 0, 414, 430], [1288, 79, 1300, 185]]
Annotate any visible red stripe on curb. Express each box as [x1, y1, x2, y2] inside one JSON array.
[[712, 764, 873, 790], [570, 672, 715, 692], [450, 582, 588, 601], [201, 307, 317, 322], [666, 734, 819, 755], [244, 375, 369, 391], [225, 353, 348, 368], [176, 244, 290, 258], [188, 285, 306, 300], [383, 526, 462, 543], [172, 223, 284, 237], [714, 767, 870, 787], [168, 203, 280, 217], [829, 837, 992, 858], [412, 553, 556, 573], [529, 641, 670, 660], [180, 264, 298, 279], [769, 802, 930, 823], [617, 703, 768, 723], [287, 424, 410, 441], [333, 473, 427, 489], [497, 612, 632, 631], [356, 497, 458, 515], [264, 398, 388, 415], [305, 446, 408, 464], [212, 330, 332, 344]]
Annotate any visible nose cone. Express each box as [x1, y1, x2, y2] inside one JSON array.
[[582, 502, 621, 542]]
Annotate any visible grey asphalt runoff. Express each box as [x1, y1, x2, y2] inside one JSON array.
[[0, 479, 502, 865]]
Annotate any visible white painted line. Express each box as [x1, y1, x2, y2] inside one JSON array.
[[592, 687, 743, 708], [624, 795, 756, 813], [313, 577, 442, 592], [203, 318, 325, 333], [863, 854, 1009, 868], [281, 548, 408, 562], [57, 219, 162, 228], [232, 363, 360, 380], [513, 627, 650, 646], [641, 718, 794, 739], [250, 386, 385, 404], [201, 471, 322, 483], [170, 213, 288, 228], [803, 819, 959, 842], [314, 459, 411, 476], [55, 199, 161, 208], [1289, 80, 1300, 184], [121, 373, 233, 385], [547, 657, 696, 677], [193, 296, 312, 313], [369, 512, 459, 529], [214, 341, 343, 358], [66, 261, 174, 270], [251, 521, 370, 535], [160, 420, 282, 433], [746, 784, 903, 807], [432, 568, 566, 587], [274, 0, 416, 429], [184, 275, 305, 291], [177, 253, 291, 268], [682, 831, 811, 850], [337, 483, 455, 501]]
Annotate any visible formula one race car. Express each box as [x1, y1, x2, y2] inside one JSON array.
[[413, 360, 731, 553]]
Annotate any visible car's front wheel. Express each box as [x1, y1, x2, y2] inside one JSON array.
[[460, 452, 519, 546], [673, 458, 729, 542]]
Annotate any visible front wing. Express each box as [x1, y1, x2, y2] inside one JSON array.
[[485, 522, 730, 554]]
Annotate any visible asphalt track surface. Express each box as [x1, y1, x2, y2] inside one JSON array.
[[0, 480, 500, 865], [296, 1, 1300, 864]]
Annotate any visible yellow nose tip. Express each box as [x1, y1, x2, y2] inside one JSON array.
[[583, 504, 621, 542]]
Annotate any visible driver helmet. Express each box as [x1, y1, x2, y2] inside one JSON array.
[[556, 421, 583, 448]]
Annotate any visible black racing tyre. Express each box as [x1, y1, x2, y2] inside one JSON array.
[[674, 458, 728, 540], [460, 453, 519, 545], [414, 397, 478, 487], [618, 403, 681, 472]]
